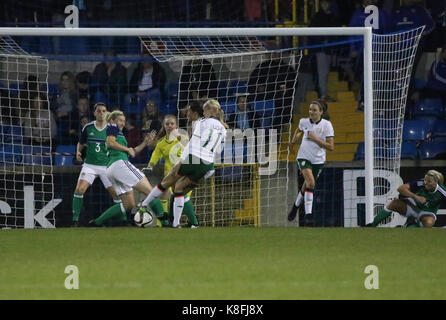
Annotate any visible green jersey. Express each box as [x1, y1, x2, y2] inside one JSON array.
[[106, 124, 128, 167], [409, 180, 446, 214], [79, 121, 109, 166]]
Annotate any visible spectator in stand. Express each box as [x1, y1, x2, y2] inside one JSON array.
[[391, 0, 436, 114], [75, 71, 92, 102], [178, 48, 218, 113], [69, 96, 93, 144], [424, 45, 446, 104], [308, 0, 340, 102], [248, 50, 297, 132], [347, 0, 391, 110], [18, 74, 39, 123], [425, 0, 445, 51], [228, 93, 256, 130], [22, 92, 57, 146], [56, 71, 77, 120], [391, 0, 435, 37], [92, 49, 127, 108], [129, 53, 167, 111], [142, 100, 163, 134]]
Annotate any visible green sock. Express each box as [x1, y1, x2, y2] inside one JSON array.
[[184, 200, 199, 225], [149, 198, 165, 218], [95, 203, 125, 226], [406, 222, 420, 228], [372, 208, 392, 227], [72, 193, 84, 222]]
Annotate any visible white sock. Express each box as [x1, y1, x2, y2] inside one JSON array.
[[294, 191, 304, 207], [141, 185, 163, 207], [304, 190, 313, 214], [173, 195, 184, 227]]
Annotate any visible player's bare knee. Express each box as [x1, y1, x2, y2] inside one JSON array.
[[387, 200, 404, 213], [305, 179, 315, 190]]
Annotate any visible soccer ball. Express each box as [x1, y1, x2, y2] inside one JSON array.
[[134, 208, 153, 227]]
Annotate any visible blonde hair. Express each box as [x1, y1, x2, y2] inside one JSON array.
[[106, 110, 125, 123], [203, 99, 229, 129], [426, 170, 444, 185]]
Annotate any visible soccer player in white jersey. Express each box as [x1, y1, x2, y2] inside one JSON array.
[[140, 99, 228, 227], [287, 99, 334, 226]]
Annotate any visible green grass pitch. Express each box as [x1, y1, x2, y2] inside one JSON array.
[[1, 227, 445, 300]]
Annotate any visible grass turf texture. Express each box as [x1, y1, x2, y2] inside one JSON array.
[[1, 227, 445, 300]]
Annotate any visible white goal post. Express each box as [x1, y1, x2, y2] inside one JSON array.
[[0, 26, 422, 227]]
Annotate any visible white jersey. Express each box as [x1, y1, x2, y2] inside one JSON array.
[[297, 118, 334, 164], [181, 117, 227, 163]]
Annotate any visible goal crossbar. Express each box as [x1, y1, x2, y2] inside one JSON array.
[[0, 26, 375, 224]]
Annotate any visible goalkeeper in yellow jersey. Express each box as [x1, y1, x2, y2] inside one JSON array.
[[143, 113, 199, 227]]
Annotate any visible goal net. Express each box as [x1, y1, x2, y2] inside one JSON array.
[[0, 26, 424, 228], [0, 36, 55, 228]]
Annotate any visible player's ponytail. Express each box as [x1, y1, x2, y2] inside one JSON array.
[[426, 170, 444, 185], [203, 99, 229, 129]]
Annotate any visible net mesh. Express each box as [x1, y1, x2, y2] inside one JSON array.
[[0, 36, 55, 228]]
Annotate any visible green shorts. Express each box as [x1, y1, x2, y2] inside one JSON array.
[[297, 159, 324, 180], [178, 155, 214, 183]]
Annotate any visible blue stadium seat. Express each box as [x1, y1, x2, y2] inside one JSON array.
[[400, 142, 419, 160], [22, 154, 52, 165], [55, 145, 76, 166], [412, 99, 443, 124], [253, 100, 275, 128], [419, 141, 446, 160], [217, 80, 228, 98], [413, 78, 426, 89], [432, 120, 446, 141], [0, 145, 22, 164], [56, 145, 76, 155], [47, 83, 59, 98], [10, 126, 23, 143], [227, 80, 248, 97], [8, 82, 21, 97], [220, 100, 237, 115], [402, 120, 429, 141], [92, 90, 108, 105], [168, 82, 179, 99], [54, 155, 75, 166], [0, 125, 22, 143], [158, 101, 177, 116]]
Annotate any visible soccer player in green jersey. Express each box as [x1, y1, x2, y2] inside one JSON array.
[[88, 110, 164, 227], [367, 170, 446, 228], [72, 102, 121, 227]]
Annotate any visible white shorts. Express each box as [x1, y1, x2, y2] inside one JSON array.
[[78, 163, 112, 189], [404, 198, 437, 223], [107, 160, 145, 196]]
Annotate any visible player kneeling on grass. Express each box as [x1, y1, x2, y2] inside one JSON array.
[[287, 99, 334, 226], [140, 99, 228, 228], [88, 110, 164, 227], [367, 170, 446, 228]]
